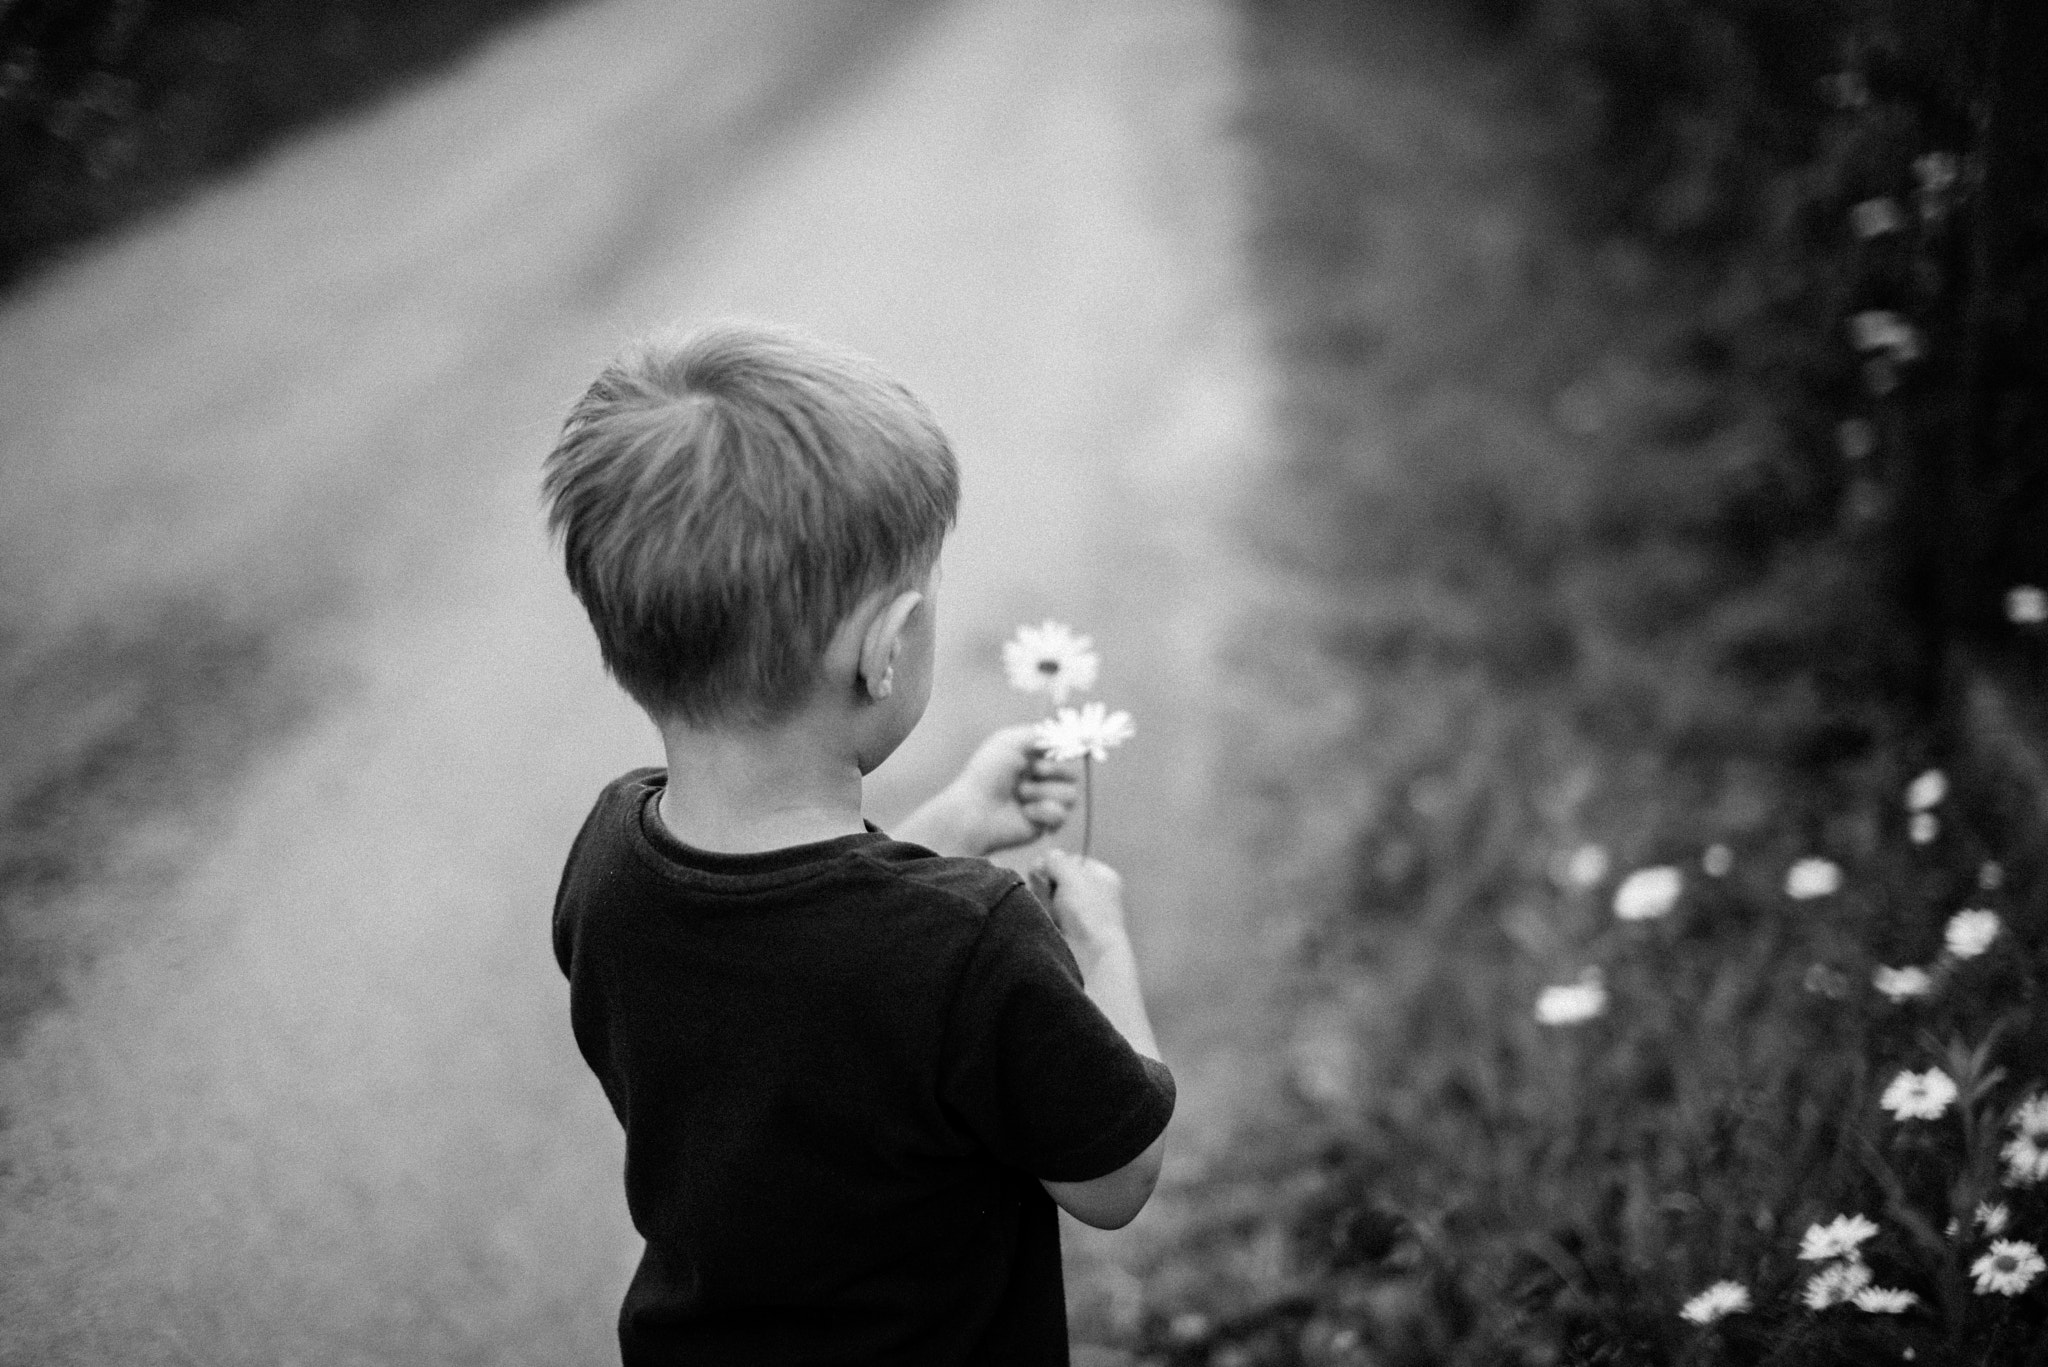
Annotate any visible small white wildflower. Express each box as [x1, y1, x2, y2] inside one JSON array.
[[1914, 152, 1960, 196], [1033, 702, 1134, 764], [2008, 585, 2048, 625], [1535, 969, 1606, 1026], [1679, 1280, 1751, 1324], [1852, 1286, 1918, 1313], [2004, 1100, 2048, 1185], [1971, 1240, 2044, 1296], [1702, 843, 1734, 877], [1848, 310, 1923, 362], [1850, 197, 1905, 239], [2003, 1131, 2048, 1187], [1944, 908, 2000, 959], [1976, 1202, 2010, 1235], [1980, 860, 2005, 891], [1881, 1068, 1958, 1121], [1836, 418, 1877, 461], [1786, 857, 1843, 900], [1614, 865, 1683, 921], [1563, 843, 1610, 888], [1872, 965, 1933, 1002], [1909, 812, 1939, 845], [1905, 769, 1947, 811], [1800, 1214, 1881, 1262], [1002, 621, 1099, 704], [1804, 1259, 1873, 1309]]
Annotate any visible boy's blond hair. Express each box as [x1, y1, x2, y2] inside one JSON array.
[[542, 322, 958, 727]]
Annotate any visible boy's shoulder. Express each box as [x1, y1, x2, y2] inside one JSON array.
[[563, 767, 1034, 926]]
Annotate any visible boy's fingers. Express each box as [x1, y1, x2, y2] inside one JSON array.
[[1016, 779, 1079, 805], [1023, 799, 1068, 828], [1029, 755, 1082, 781]]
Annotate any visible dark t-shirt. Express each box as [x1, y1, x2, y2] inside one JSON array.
[[552, 769, 1176, 1366]]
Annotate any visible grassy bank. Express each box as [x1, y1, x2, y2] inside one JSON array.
[[0, 0, 563, 290], [1109, 2, 2047, 1362]]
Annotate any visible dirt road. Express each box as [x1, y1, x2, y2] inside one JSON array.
[[0, 0, 1280, 1359]]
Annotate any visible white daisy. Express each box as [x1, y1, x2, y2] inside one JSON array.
[[1851, 1286, 1917, 1313], [2003, 1130, 2048, 1187], [1847, 311, 1923, 362], [1785, 857, 1842, 900], [1849, 197, 1905, 239], [1002, 621, 1099, 704], [1871, 965, 1933, 1002], [1881, 1068, 1957, 1121], [1032, 702, 1134, 764], [1614, 866, 1683, 921], [1800, 1214, 1880, 1262], [1803, 1259, 1873, 1309], [1562, 843, 1609, 889], [1701, 843, 1734, 877], [1976, 1202, 2010, 1236], [2013, 1094, 2048, 1136], [1913, 152, 1960, 195], [1679, 1280, 1750, 1324], [2008, 585, 2048, 625], [1534, 969, 1606, 1026], [1944, 909, 2000, 959], [1970, 1240, 2044, 1296], [1905, 769, 1948, 811], [1909, 812, 1939, 845]]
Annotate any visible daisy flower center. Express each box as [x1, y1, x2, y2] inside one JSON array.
[[1994, 1255, 2018, 1273], [1036, 659, 1060, 674]]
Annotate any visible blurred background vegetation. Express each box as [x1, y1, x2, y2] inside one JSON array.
[[0, 0, 564, 289], [1131, 0, 2047, 1361]]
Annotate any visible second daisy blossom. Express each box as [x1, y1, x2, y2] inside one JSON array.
[[1034, 703, 1136, 764], [1032, 701, 1134, 861]]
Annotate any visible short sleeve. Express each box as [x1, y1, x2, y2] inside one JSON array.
[[939, 884, 1175, 1183]]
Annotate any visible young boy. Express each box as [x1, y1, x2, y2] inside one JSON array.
[[543, 322, 1175, 1365]]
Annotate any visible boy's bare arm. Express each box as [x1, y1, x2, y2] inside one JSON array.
[[895, 726, 1080, 858], [1029, 852, 1166, 1230]]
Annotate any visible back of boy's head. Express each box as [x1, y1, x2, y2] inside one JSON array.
[[542, 321, 959, 728]]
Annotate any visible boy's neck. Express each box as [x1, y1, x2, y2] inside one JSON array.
[[655, 711, 868, 854]]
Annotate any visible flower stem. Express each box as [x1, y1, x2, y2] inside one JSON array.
[[1082, 754, 1094, 860]]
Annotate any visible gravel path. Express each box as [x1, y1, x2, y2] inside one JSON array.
[[0, 1, 1284, 1359]]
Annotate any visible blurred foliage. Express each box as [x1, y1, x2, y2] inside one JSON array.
[[1511, 0, 2048, 676], [1125, 0, 2048, 1362], [0, 0, 565, 289]]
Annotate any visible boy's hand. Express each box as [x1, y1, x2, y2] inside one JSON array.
[[897, 725, 1080, 858], [1029, 849, 1128, 957]]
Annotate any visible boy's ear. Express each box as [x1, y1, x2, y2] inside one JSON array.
[[858, 588, 924, 701]]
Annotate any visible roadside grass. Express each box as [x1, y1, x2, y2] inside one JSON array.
[[1118, 2, 2047, 1362], [0, 0, 564, 289]]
